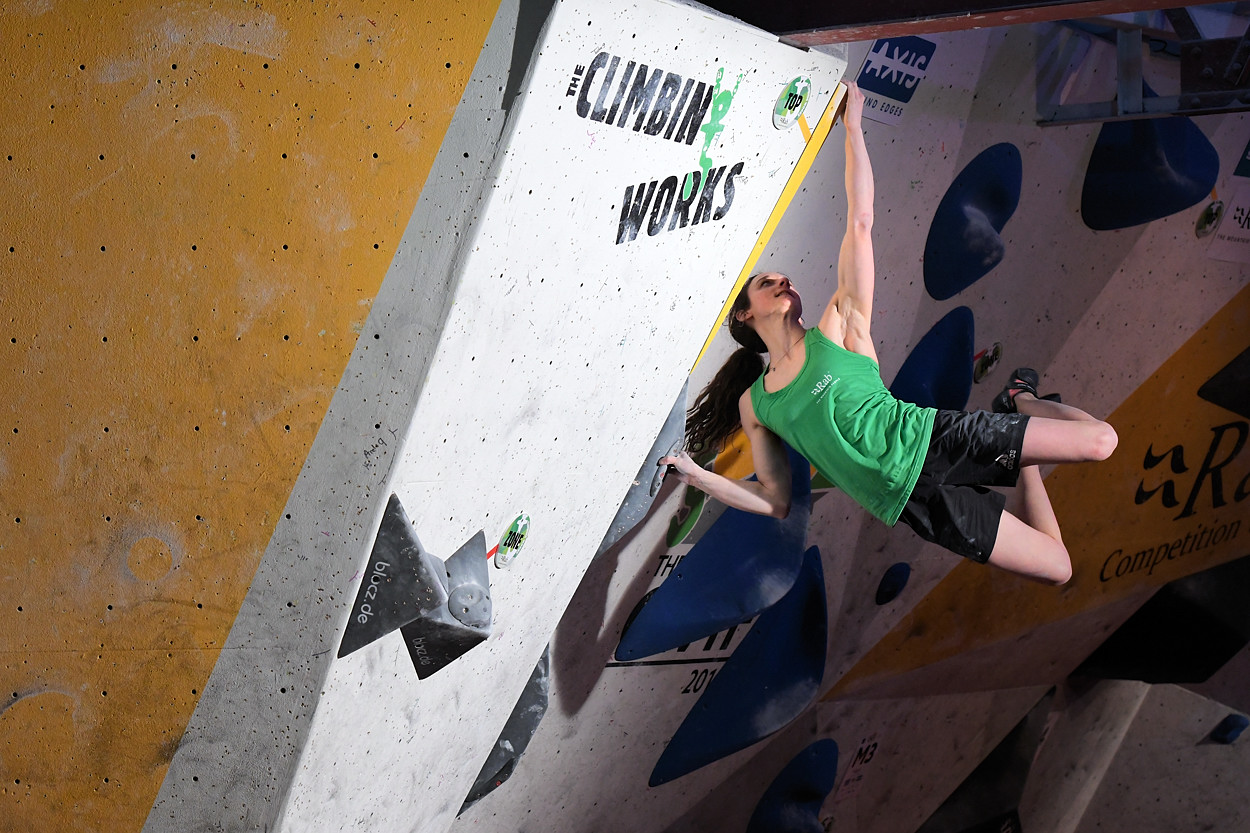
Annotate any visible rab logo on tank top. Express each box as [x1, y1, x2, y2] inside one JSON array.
[[811, 374, 838, 400]]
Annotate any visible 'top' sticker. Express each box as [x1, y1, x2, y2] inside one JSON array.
[[494, 513, 530, 569], [773, 76, 811, 130]]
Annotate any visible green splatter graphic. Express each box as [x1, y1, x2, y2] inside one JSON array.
[[666, 485, 706, 547], [665, 446, 719, 546], [682, 67, 743, 200]]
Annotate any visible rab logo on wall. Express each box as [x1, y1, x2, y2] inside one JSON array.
[[855, 36, 935, 125], [1102, 346, 1249, 583], [564, 52, 746, 245]]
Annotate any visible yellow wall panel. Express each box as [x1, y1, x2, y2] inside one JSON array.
[[0, 2, 500, 829]]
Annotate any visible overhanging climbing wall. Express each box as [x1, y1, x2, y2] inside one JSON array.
[[141, 1, 845, 831], [450, 17, 1250, 833]]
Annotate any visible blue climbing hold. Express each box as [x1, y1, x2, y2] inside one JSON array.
[[615, 444, 812, 662], [1081, 86, 1218, 230], [1209, 714, 1249, 745], [889, 306, 975, 411], [875, 562, 911, 605], [648, 545, 826, 786], [746, 739, 840, 833], [923, 143, 1022, 301]]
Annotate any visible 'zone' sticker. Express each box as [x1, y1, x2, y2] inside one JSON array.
[[493, 513, 530, 568]]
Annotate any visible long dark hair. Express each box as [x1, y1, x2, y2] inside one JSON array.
[[685, 276, 766, 453]]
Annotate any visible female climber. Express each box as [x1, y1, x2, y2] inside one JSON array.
[[660, 83, 1117, 585]]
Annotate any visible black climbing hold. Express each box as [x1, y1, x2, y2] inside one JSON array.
[[1073, 555, 1250, 685], [459, 646, 551, 813], [1197, 345, 1250, 420], [594, 380, 688, 562]]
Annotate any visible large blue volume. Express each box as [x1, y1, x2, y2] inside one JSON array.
[[615, 444, 812, 662], [648, 544, 827, 786], [1081, 88, 1218, 230], [889, 306, 975, 411], [923, 143, 1022, 300], [746, 740, 841, 833]]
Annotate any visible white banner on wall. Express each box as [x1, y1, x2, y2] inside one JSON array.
[[854, 36, 937, 125]]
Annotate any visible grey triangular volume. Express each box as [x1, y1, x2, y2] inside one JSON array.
[[337, 494, 451, 658], [401, 529, 492, 679], [444, 531, 491, 629]]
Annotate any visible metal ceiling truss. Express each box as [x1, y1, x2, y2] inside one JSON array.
[[1039, 7, 1250, 123], [698, 0, 1250, 123]]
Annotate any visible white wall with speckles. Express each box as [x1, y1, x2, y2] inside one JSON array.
[[145, 2, 846, 832]]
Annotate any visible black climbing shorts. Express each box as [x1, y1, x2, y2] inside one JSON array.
[[897, 410, 1030, 563]]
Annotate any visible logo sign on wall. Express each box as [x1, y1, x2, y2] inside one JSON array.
[[855, 36, 936, 125], [1207, 182, 1250, 264], [773, 76, 811, 130], [1208, 136, 1250, 263]]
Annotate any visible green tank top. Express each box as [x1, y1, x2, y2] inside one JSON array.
[[749, 327, 936, 526]]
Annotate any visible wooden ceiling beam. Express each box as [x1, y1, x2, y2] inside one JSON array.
[[698, 0, 1189, 45]]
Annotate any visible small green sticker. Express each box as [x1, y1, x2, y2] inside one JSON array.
[[494, 513, 530, 568], [773, 77, 811, 130]]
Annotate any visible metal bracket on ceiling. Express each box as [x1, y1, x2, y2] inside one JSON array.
[[1038, 7, 1250, 125]]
